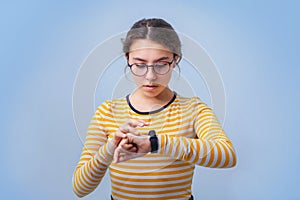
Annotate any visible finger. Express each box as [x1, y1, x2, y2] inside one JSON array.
[[113, 147, 120, 163], [119, 123, 137, 134], [118, 139, 135, 152], [136, 119, 150, 127], [119, 125, 140, 135], [126, 119, 150, 128], [126, 125, 140, 135], [112, 130, 127, 147], [119, 119, 150, 135], [113, 138, 129, 163], [119, 138, 129, 146], [121, 143, 133, 149], [119, 124, 130, 133], [129, 146, 137, 152], [113, 143, 136, 163], [119, 140, 138, 154], [126, 133, 139, 143], [117, 152, 141, 163], [114, 130, 127, 139], [121, 143, 138, 152]]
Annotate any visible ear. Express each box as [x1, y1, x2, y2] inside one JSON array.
[[125, 53, 129, 61], [175, 54, 181, 64]]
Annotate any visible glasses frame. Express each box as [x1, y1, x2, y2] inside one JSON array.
[[127, 55, 176, 77]]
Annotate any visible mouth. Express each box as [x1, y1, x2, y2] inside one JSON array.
[[142, 84, 159, 90]]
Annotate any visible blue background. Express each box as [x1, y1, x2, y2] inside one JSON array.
[[1, 0, 299, 199]]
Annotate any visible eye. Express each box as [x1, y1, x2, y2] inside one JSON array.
[[135, 64, 147, 69], [154, 63, 168, 68]]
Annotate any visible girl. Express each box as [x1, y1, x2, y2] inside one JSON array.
[[72, 18, 236, 200]]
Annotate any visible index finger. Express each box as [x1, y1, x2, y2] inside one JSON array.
[[126, 119, 150, 128]]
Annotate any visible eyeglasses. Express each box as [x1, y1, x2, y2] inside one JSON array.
[[127, 59, 175, 77]]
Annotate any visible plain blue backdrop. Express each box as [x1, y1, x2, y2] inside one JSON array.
[[1, 1, 299, 199]]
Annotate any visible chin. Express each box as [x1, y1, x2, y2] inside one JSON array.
[[143, 87, 167, 98], [142, 90, 161, 97], [135, 84, 169, 98]]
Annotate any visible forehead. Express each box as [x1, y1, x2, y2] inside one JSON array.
[[129, 39, 173, 59]]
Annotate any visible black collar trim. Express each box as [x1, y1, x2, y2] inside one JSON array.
[[126, 92, 177, 115]]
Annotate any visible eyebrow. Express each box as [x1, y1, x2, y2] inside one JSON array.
[[132, 56, 170, 62]]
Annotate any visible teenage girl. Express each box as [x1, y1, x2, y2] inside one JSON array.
[[72, 18, 236, 200]]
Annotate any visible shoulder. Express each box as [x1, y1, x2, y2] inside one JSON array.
[[175, 93, 206, 106], [95, 96, 127, 113], [175, 93, 211, 112]]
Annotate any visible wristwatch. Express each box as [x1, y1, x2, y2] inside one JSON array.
[[149, 130, 158, 153]]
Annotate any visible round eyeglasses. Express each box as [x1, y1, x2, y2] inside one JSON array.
[[127, 59, 175, 77]]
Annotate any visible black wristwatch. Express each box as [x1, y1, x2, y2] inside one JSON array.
[[149, 130, 158, 153]]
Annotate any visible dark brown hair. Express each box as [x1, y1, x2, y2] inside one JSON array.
[[123, 18, 182, 61]]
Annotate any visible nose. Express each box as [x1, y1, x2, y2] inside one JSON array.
[[145, 67, 157, 81]]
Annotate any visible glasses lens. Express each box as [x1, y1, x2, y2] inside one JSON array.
[[129, 60, 173, 76], [153, 63, 170, 75], [131, 64, 147, 76]]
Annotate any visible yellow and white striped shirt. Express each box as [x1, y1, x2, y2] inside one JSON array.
[[72, 93, 236, 199]]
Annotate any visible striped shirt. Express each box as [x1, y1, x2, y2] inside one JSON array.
[[72, 93, 236, 199]]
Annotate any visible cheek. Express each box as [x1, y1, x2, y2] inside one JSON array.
[[133, 76, 144, 85], [160, 72, 173, 85]]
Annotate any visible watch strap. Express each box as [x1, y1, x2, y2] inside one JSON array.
[[149, 130, 158, 153]]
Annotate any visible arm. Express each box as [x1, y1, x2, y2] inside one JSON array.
[[157, 100, 237, 168], [114, 98, 236, 168], [72, 101, 149, 197], [72, 102, 115, 198]]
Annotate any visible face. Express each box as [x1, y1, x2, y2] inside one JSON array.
[[127, 39, 176, 98]]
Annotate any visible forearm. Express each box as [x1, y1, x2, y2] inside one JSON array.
[[72, 141, 115, 197], [157, 134, 236, 168]]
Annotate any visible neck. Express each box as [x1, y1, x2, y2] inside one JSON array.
[[129, 87, 174, 112]]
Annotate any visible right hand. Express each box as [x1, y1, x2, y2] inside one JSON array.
[[113, 133, 151, 163], [111, 119, 150, 150]]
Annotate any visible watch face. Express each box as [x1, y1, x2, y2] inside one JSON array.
[[149, 130, 158, 153], [149, 130, 156, 137]]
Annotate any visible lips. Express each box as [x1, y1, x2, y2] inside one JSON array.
[[143, 84, 159, 90], [143, 85, 158, 87]]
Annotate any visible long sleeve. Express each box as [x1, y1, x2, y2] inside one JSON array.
[[157, 98, 237, 168], [72, 101, 115, 197]]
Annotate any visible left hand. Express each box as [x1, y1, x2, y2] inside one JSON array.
[[113, 133, 151, 163], [109, 119, 150, 151]]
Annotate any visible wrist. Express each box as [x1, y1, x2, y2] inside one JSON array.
[[145, 136, 151, 153], [149, 130, 158, 153], [105, 139, 117, 157]]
